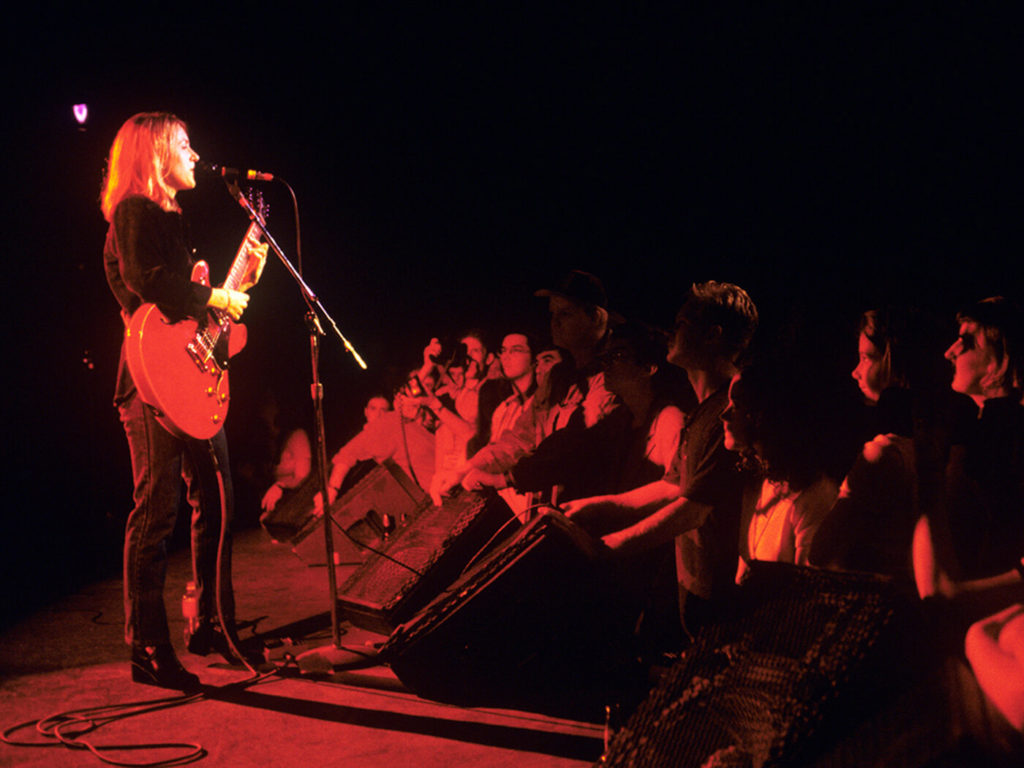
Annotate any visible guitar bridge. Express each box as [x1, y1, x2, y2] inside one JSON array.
[[187, 315, 232, 374], [186, 340, 218, 373]]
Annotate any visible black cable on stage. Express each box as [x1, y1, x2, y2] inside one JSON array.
[[2, 690, 206, 766]]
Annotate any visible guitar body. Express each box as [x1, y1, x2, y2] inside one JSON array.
[[125, 261, 248, 440]]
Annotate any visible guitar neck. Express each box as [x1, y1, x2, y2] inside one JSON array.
[[222, 219, 263, 292]]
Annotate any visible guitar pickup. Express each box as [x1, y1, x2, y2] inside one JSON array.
[[186, 341, 215, 373]]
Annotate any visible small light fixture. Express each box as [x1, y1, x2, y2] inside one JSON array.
[[73, 103, 88, 125]]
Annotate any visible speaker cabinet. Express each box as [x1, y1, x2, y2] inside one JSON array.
[[380, 510, 644, 718], [285, 460, 429, 566], [336, 487, 515, 634]]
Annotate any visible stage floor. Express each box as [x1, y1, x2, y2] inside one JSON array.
[[0, 521, 604, 767]]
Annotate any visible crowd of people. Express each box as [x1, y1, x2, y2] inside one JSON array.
[[282, 267, 1024, 755]]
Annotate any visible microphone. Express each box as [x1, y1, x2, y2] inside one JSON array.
[[198, 161, 275, 182]]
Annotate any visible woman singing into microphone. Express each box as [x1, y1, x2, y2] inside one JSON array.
[[101, 112, 266, 689]]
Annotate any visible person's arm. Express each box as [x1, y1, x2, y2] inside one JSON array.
[[561, 479, 681, 536], [416, 338, 442, 384], [965, 604, 1024, 731], [505, 418, 594, 493], [468, 396, 544, 473], [318, 418, 394, 507], [913, 512, 956, 599], [649, 405, 685, 471], [915, 508, 1024, 620], [600, 495, 713, 559]]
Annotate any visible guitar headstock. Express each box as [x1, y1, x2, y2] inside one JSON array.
[[245, 188, 269, 227]]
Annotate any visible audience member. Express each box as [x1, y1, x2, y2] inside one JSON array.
[[474, 321, 690, 504], [914, 296, 1024, 604], [429, 331, 541, 518], [536, 270, 618, 429], [723, 357, 859, 584], [903, 297, 1024, 755], [259, 426, 312, 513], [564, 281, 758, 639], [417, 332, 491, 495], [363, 394, 392, 425], [479, 332, 538, 444], [939, 297, 1024, 582], [323, 375, 437, 503], [811, 306, 964, 582], [432, 270, 619, 502]]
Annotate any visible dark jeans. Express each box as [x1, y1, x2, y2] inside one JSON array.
[[118, 392, 235, 648]]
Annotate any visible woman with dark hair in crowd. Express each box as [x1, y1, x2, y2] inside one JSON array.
[[722, 357, 861, 583]]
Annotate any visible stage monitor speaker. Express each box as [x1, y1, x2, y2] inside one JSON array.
[[259, 472, 322, 544], [335, 487, 516, 635], [599, 562, 926, 768], [380, 510, 644, 718], [289, 460, 429, 566]]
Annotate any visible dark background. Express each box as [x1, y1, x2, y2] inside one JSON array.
[[3, 6, 1021, 625]]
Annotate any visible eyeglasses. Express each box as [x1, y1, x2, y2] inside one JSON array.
[[499, 345, 531, 355]]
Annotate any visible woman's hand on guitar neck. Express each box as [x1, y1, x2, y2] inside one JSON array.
[[239, 238, 269, 292], [208, 287, 250, 321]]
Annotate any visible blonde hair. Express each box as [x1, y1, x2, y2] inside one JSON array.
[[100, 112, 186, 222]]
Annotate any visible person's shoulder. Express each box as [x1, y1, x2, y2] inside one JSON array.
[[113, 195, 164, 225], [654, 403, 685, 430], [796, 474, 840, 511], [690, 388, 730, 429], [657, 402, 686, 420], [115, 194, 159, 214]]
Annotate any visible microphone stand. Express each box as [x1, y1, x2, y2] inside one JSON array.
[[226, 181, 367, 670]]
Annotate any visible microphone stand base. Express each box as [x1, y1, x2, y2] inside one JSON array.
[[295, 642, 383, 675]]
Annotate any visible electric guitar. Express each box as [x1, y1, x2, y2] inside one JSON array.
[[125, 203, 267, 440]]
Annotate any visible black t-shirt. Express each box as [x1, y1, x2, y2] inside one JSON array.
[[664, 387, 745, 603]]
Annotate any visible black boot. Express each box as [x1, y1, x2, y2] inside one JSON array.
[[130, 645, 201, 691]]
